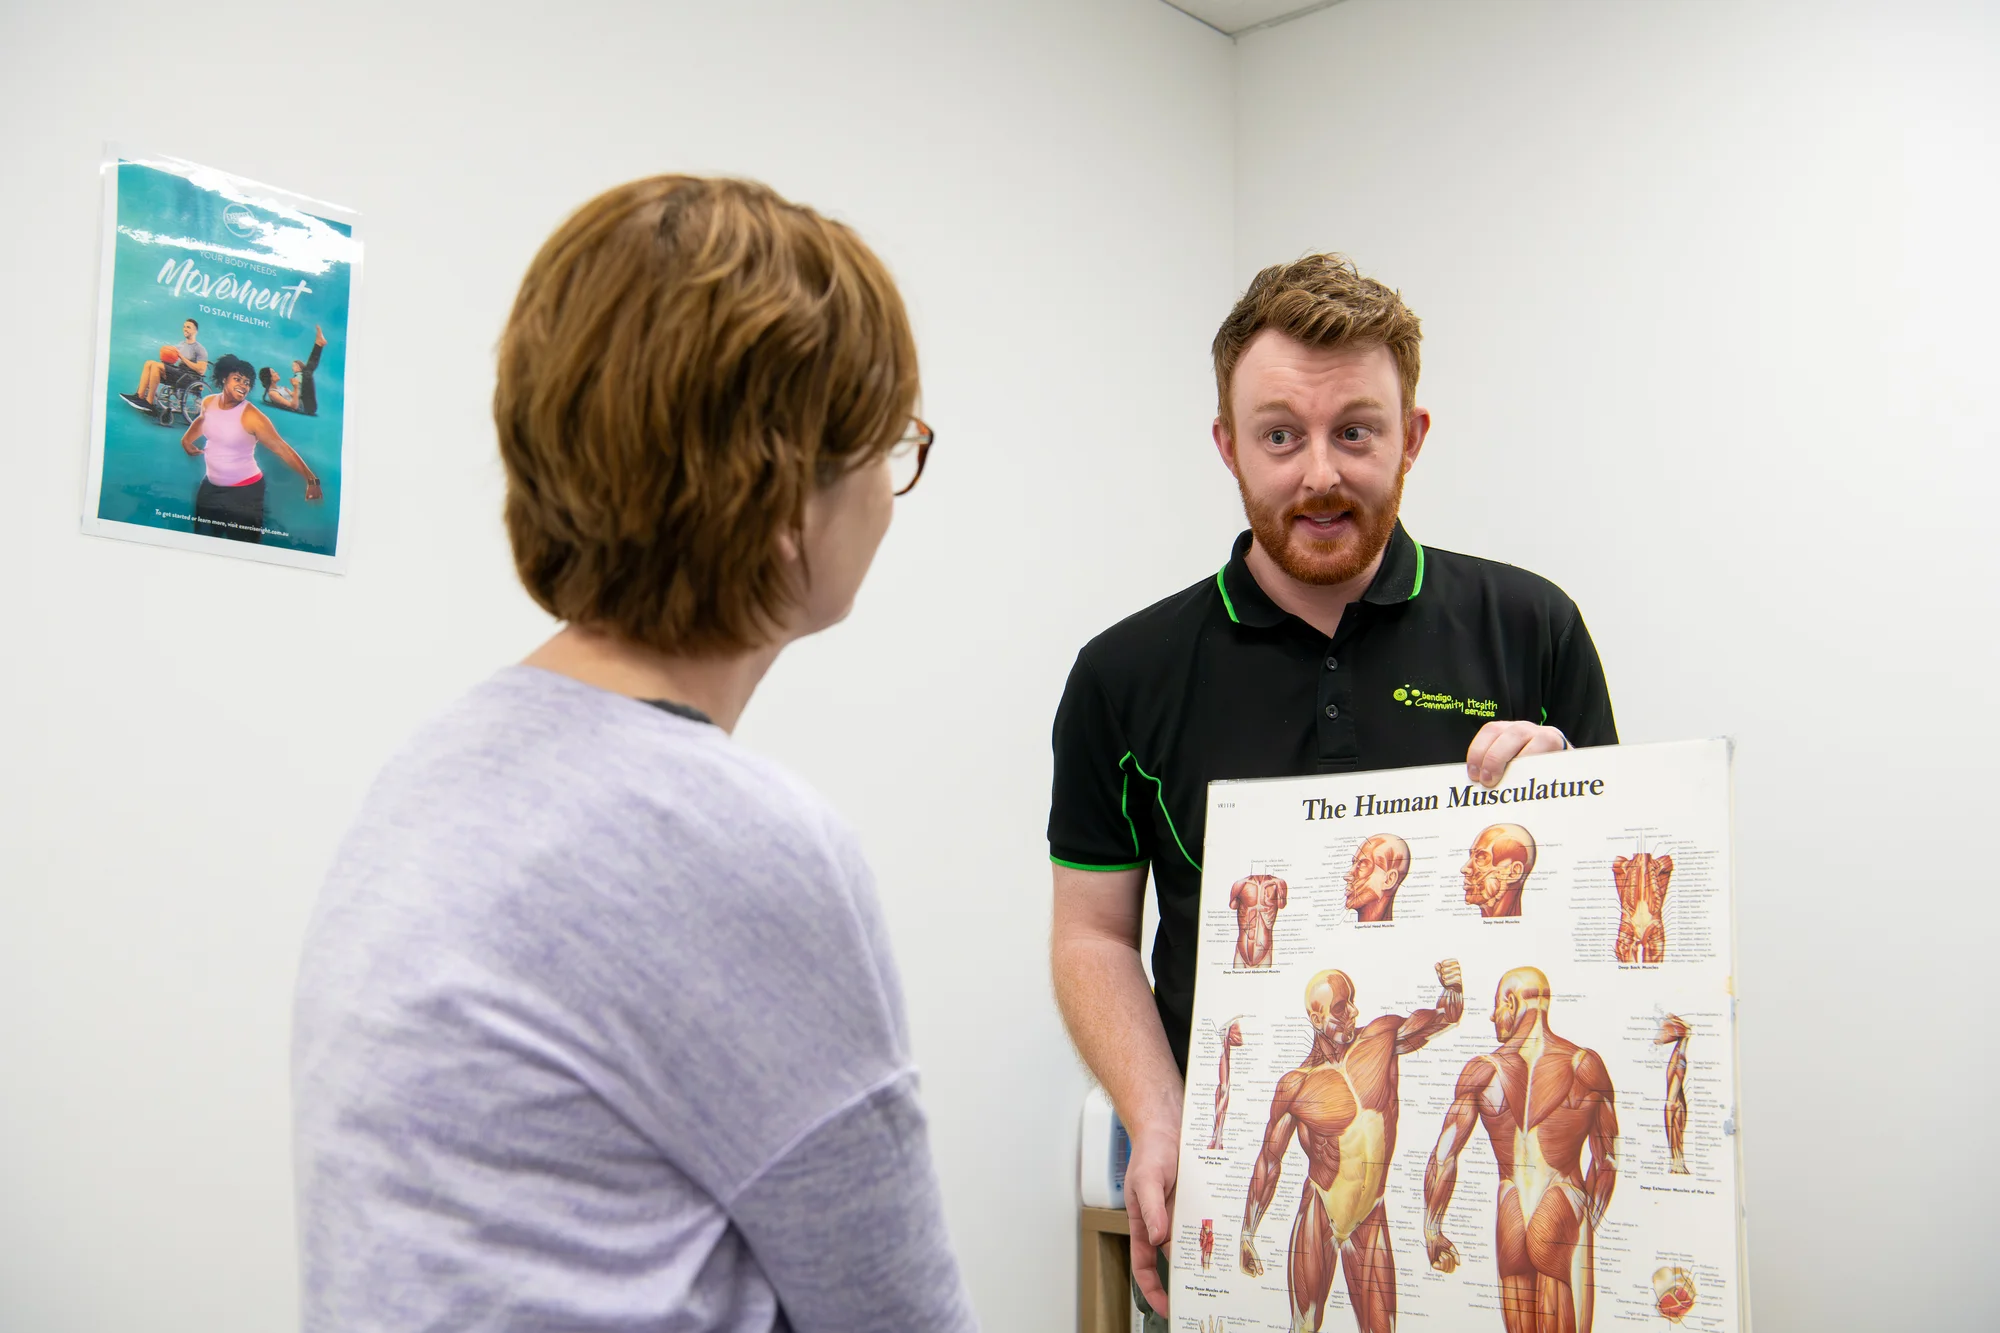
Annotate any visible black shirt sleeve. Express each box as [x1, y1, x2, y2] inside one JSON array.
[[1546, 611, 1618, 747], [1048, 651, 1149, 871]]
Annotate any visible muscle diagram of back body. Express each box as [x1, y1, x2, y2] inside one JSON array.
[[1655, 1014, 1691, 1174], [1613, 847, 1675, 962], [1207, 1015, 1247, 1150], [1423, 966, 1619, 1333], [1238, 960, 1463, 1333], [1229, 874, 1288, 967]]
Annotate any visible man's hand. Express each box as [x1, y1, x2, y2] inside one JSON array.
[[1125, 1125, 1178, 1316], [1426, 1229, 1460, 1273], [1240, 1233, 1264, 1278], [1435, 959, 1462, 992], [1465, 720, 1567, 788]]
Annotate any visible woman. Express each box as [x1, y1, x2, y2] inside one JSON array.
[[258, 324, 327, 414], [181, 353, 321, 542], [291, 177, 968, 1331]]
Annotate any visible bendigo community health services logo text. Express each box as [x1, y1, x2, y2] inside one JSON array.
[[1392, 683, 1499, 720]]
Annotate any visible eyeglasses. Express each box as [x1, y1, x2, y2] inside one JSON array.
[[889, 417, 934, 497]]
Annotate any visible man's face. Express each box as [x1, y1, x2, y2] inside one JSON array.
[[1345, 840, 1407, 910], [182, 321, 196, 341], [1461, 829, 1521, 908], [1305, 975, 1359, 1053], [1214, 332, 1427, 587]]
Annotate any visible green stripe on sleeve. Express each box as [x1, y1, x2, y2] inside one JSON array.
[[1050, 856, 1149, 872], [1121, 752, 1202, 873]]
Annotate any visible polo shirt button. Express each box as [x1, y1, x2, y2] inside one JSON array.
[[1325, 656, 1338, 670], [1325, 704, 1340, 719]]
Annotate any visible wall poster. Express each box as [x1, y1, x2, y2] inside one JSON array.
[[83, 147, 361, 571], [1173, 739, 1748, 1332]]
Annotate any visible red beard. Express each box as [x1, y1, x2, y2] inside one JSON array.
[[1239, 467, 1404, 587]]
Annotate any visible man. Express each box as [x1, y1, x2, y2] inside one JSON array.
[[1462, 823, 1537, 918], [1239, 963, 1462, 1333], [1048, 254, 1617, 1322], [1422, 967, 1618, 1333], [123, 317, 208, 409], [1344, 834, 1409, 923]]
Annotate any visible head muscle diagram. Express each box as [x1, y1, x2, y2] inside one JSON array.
[[1462, 825, 1536, 918], [1240, 960, 1463, 1332], [1423, 967, 1619, 1332], [1613, 851, 1674, 962], [1345, 835, 1410, 922], [1230, 874, 1289, 967]]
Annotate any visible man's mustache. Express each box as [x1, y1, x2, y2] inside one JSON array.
[[1288, 492, 1371, 521]]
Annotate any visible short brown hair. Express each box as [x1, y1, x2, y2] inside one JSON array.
[[496, 175, 918, 655], [1211, 253, 1422, 429]]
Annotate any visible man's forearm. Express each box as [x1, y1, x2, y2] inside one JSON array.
[[1052, 933, 1183, 1137]]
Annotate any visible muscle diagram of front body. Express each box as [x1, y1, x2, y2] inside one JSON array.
[[1612, 851, 1674, 962], [1423, 967, 1618, 1333], [1462, 826, 1536, 918], [1345, 835, 1410, 923], [1240, 961, 1464, 1333], [1231, 874, 1289, 967], [1655, 1015, 1690, 1174], [1651, 1266, 1696, 1322], [1208, 1016, 1248, 1150]]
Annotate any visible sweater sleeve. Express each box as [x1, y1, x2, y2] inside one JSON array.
[[726, 1073, 978, 1331]]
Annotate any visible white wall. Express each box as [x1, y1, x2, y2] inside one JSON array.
[[0, 3, 1235, 1329], [1236, 1, 1999, 1327]]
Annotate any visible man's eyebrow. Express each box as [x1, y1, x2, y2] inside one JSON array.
[[1247, 396, 1393, 418]]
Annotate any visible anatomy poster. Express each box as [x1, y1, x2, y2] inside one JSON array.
[[1173, 739, 1746, 1332], [83, 147, 360, 571]]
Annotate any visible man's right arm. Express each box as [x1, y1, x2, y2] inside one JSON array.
[[1051, 862, 1183, 1314]]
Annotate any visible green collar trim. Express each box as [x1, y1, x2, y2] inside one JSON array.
[[1215, 566, 1240, 623], [1409, 539, 1426, 600]]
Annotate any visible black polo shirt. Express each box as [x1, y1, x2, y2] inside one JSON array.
[[1048, 522, 1616, 1072]]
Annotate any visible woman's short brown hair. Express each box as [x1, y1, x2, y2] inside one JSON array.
[[1212, 253, 1422, 429], [496, 175, 918, 655]]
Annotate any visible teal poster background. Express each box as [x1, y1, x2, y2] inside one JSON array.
[[89, 156, 358, 563]]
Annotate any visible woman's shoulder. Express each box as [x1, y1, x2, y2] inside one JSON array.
[[431, 667, 862, 874]]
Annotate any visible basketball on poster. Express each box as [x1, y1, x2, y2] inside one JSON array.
[[83, 148, 362, 572]]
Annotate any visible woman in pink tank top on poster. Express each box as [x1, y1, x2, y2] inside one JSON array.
[[180, 354, 323, 544]]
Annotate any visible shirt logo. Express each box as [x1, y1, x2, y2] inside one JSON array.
[[1393, 683, 1498, 720]]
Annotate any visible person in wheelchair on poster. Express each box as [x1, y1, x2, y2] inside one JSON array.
[[120, 315, 210, 425]]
